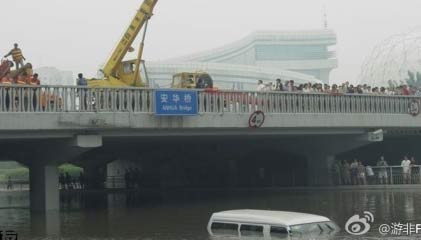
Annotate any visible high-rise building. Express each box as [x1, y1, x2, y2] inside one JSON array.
[[33, 67, 74, 86]]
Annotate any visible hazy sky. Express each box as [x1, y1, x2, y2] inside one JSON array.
[[1, 0, 420, 84]]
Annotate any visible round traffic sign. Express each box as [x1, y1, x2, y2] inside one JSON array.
[[249, 111, 265, 128], [409, 99, 420, 117]]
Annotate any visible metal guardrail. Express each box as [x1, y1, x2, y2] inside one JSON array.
[[0, 85, 417, 114], [333, 165, 421, 185]]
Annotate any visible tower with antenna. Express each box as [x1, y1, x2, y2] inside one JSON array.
[[323, 6, 328, 29]]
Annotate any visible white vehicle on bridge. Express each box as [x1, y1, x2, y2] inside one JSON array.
[[207, 209, 339, 239]]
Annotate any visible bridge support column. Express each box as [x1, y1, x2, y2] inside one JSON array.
[[307, 154, 335, 186], [30, 165, 59, 212]]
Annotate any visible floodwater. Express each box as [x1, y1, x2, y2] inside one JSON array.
[[0, 188, 420, 239]]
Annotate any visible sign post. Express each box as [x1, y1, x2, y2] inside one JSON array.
[[155, 90, 198, 116]]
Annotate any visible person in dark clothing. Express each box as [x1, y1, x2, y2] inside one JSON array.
[[196, 78, 206, 89], [65, 172, 73, 190], [79, 172, 85, 189], [77, 73, 88, 110], [124, 169, 131, 189], [59, 172, 66, 189], [275, 79, 284, 91], [128, 168, 136, 189], [6, 176, 13, 190]]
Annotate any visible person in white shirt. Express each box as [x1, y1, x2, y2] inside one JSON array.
[[264, 82, 273, 91], [365, 165, 375, 185], [257, 80, 265, 92], [303, 84, 312, 93], [401, 156, 412, 184]]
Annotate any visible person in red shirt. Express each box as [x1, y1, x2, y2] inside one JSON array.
[[402, 85, 410, 96], [29, 73, 41, 86]]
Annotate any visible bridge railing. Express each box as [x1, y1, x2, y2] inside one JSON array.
[[199, 91, 414, 114], [0, 85, 416, 114], [333, 165, 421, 185]]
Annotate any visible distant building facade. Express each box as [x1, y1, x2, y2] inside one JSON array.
[[145, 62, 321, 89], [170, 30, 338, 84], [146, 30, 337, 89], [33, 67, 74, 85]]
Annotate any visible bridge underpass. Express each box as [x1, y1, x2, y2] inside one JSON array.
[[0, 130, 376, 213], [338, 133, 421, 166]]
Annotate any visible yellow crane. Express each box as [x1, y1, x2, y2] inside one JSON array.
[[88, 0, 158, 87]]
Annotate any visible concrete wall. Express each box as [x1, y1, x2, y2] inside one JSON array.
[[0, 112, 420, 140]]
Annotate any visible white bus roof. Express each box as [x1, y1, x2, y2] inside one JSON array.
[[210, 209, 331, 226]]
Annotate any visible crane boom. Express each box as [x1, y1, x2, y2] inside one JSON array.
[[103, 0, 158, 78]]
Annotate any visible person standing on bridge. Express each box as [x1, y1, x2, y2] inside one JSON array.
[[377, 156, 388, 185], [4, 43, 26, 70], [77, 73, 88, 110], [275, 79, 283, 91], [257, 80, 265, 92], [29, 73, 41, 110], [401, 156, 412, 184]]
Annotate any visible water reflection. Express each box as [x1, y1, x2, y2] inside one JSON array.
[[30, 211, 60, 237], [0, 189, 420, 239]]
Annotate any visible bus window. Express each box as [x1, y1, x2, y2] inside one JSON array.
[[270, 226, 288, 239], [211, 222, 238, 236], [240, 224, 263, 237]]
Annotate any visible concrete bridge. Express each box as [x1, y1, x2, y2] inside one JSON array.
[[1, 85, 421, 213]]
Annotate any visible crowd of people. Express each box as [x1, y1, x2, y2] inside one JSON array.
[[257, 79, 421, 96], [333, 156, 419, 185], [0, 43, 41, 86]]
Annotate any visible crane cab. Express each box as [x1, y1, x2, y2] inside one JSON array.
[[171, 72, 214, 89], [88, 59, 147, 87]]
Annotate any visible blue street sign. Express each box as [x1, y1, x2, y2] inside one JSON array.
[[155, 90, 198, 116]]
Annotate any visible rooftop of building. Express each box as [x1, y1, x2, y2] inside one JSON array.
[[168, 29, 337, 63]]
